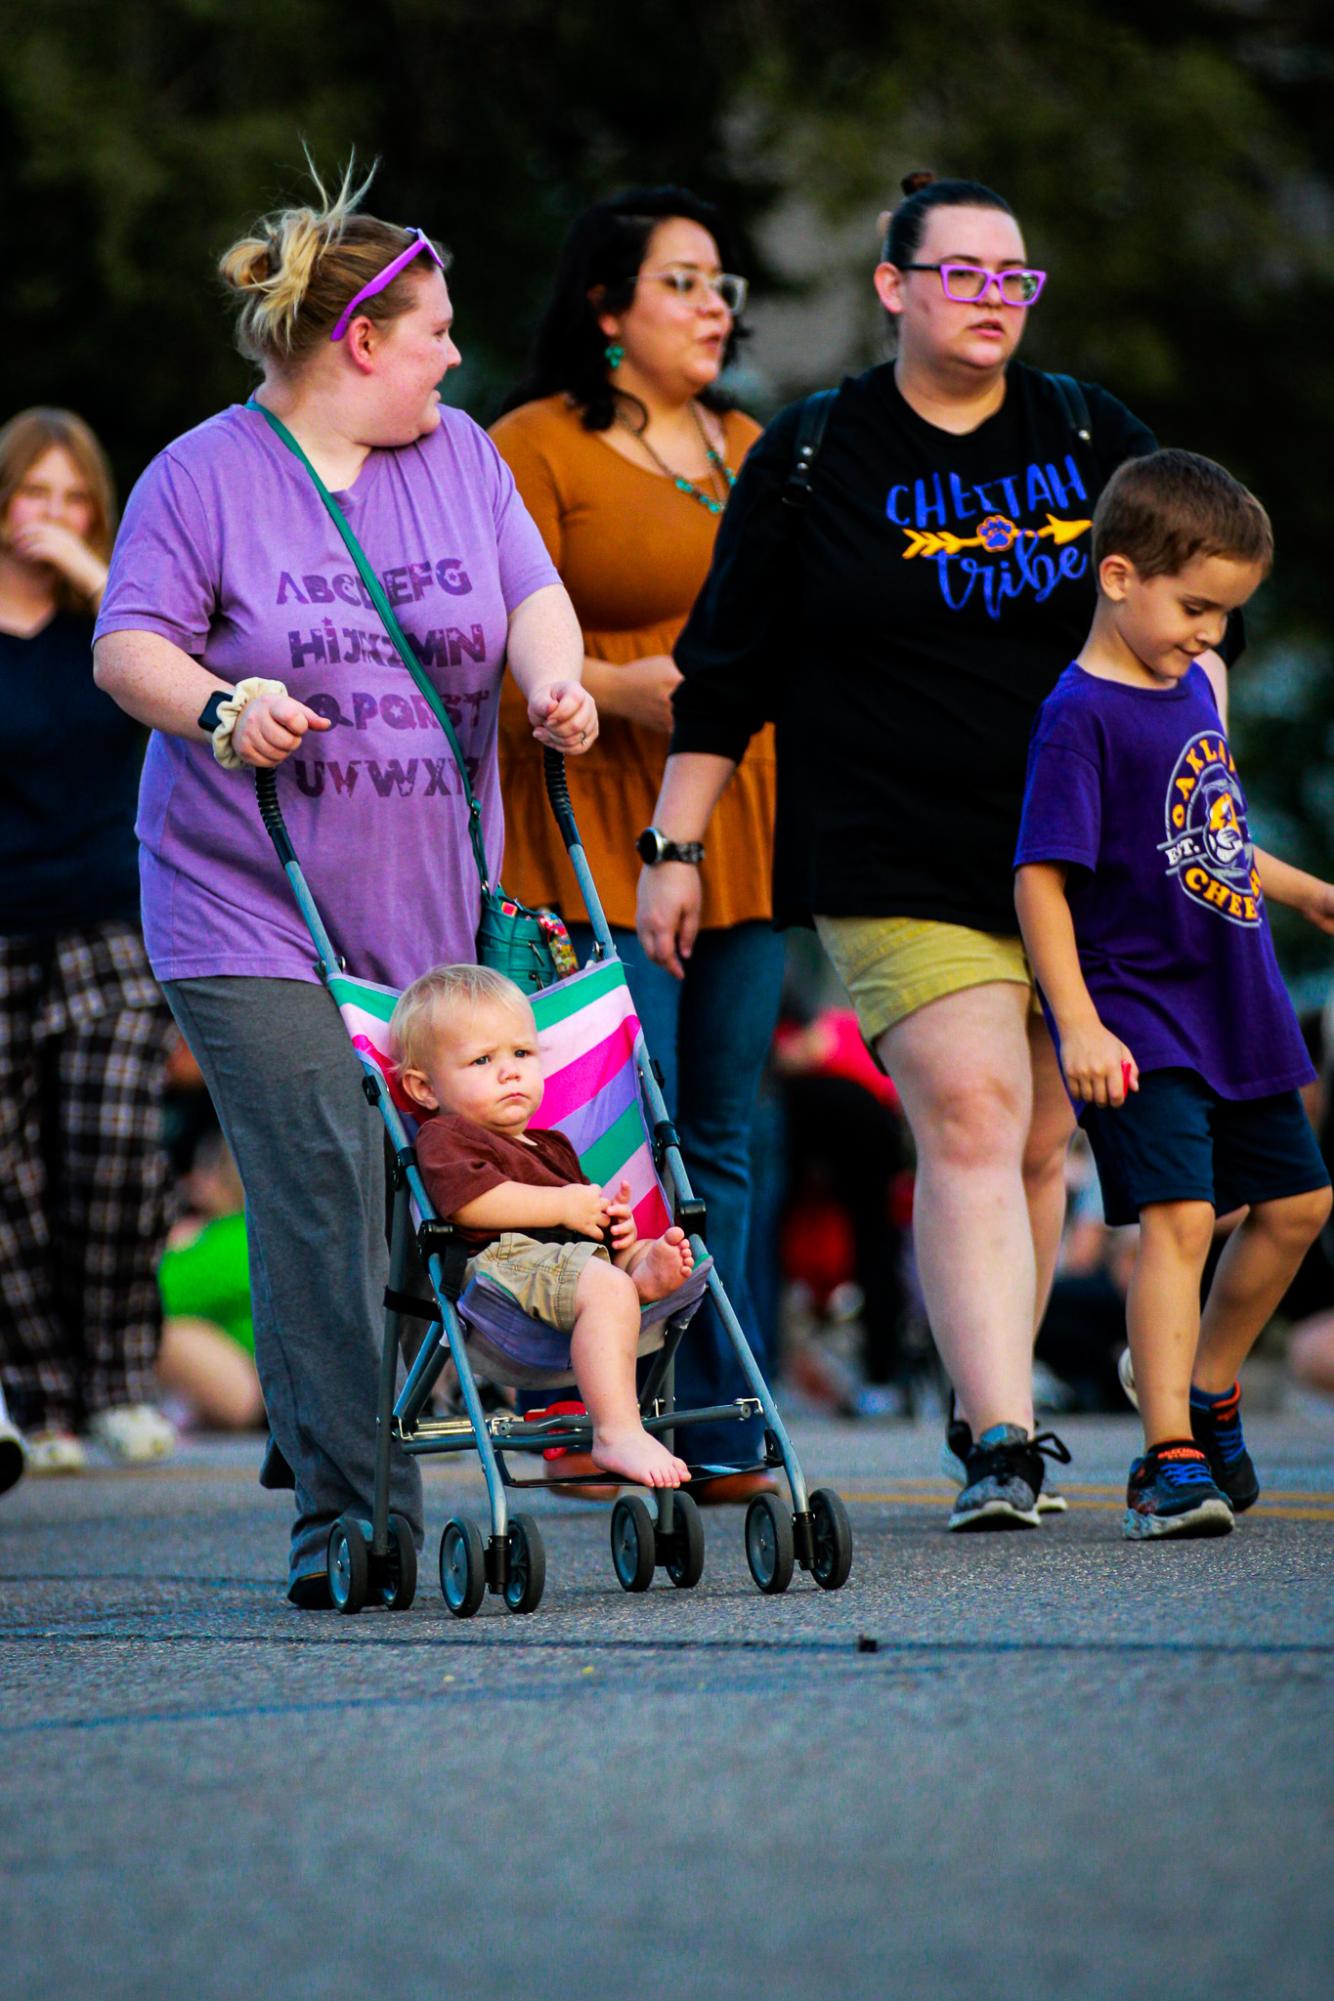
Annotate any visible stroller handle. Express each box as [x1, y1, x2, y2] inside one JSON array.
[[254, 766, 296, 866], [543, 747, 580, 853]]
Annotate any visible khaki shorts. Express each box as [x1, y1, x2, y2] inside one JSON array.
[[814, 914, 1034, 1044], [466, 1233, 609, 1335]]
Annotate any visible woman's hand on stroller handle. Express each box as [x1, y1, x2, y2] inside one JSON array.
[[233, 694, 332, 769], [528, 680, 599, 754], [637, 862, 701, 980]]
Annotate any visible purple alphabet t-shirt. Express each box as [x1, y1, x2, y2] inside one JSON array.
[[94, 403, 559, 987], [1014, 662, 1312, 1099]]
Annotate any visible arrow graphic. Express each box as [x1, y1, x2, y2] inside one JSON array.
[[900, 512, 1091, 560]]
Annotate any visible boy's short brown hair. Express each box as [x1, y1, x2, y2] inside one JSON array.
[[389, 963, 535, 1076], [1092, 448, 1273, 580]]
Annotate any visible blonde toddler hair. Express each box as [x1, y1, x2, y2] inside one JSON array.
[[218, 156, 449, 368], [390, 964, 536, 1078]]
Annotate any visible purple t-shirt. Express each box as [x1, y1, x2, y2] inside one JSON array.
[[94, 403, 559, 987], [1014, 662, 1313, 1100]]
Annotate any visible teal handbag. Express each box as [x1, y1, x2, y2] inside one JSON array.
[[251, 401, 569, 993]]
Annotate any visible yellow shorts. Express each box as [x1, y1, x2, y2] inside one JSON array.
[[465, 1233, 609, 1335], [813, 914, 1033, 1044]]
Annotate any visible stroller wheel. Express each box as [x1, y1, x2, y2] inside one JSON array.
[[745, 1493, 794, 1595], [659, 1490, 705, 1589], [328, 1515, 370, 1615], [439, 1516, 486, 1618], [380, 1513, 418, 1611], [610, 1495, 656, 1592], [808, 1488, 854, 1591], [503, 1513, 546, 1615]]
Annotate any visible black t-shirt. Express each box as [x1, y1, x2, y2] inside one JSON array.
[[1, 610, 144, 936], [672, 362, 1167, 932]]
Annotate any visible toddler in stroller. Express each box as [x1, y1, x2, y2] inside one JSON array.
[[392, 962, 696, 1488]]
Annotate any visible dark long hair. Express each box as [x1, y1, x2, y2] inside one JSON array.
[[502, 186, 747, 430], [882, 171, 1014, 267]]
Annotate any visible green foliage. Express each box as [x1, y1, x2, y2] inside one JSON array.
[[0, 0, 776, 473]]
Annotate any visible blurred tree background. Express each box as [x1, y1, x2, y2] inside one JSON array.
[[4, 0, 1331, 981]]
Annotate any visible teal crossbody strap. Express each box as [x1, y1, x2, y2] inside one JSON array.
[[249, 398, 493, 893]]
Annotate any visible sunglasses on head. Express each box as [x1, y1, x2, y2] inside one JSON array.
[[329, 229, 446, 343]]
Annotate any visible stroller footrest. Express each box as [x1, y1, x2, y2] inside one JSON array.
[[489, 1397, 761, 1455]]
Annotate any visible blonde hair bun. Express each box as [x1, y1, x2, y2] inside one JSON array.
[[218, 157, 448, 369]]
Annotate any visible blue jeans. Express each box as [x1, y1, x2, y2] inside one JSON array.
[[572, 920, 786, 1465]]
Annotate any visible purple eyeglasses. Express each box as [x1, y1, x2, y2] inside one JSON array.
[[329, 228, 446, 342], [901, 262, 1047, 307]]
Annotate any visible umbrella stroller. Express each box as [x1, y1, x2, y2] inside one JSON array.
[[255, 749, 852, 1616]]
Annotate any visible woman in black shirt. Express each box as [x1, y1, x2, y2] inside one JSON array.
[[0, 408, 176, 1476], [637, 175, 1221, 1529]]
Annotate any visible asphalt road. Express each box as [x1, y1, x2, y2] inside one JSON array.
[[3, 1406, 1331, 2001]]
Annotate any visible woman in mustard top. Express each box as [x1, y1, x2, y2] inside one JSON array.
[[492, 187, 782, 1487]]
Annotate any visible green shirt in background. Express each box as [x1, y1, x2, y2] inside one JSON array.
[[158, 1213, 253, 1354]]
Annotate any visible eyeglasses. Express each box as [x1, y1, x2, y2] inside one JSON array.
[[329, 228, 446, 343], [900, 262, 1047, 307], [637, 267, 749, 315]]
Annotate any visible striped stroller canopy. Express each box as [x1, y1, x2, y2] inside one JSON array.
[[329, 958, 674, 1241]]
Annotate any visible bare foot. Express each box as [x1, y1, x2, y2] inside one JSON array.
[[628, 1227, 695, 1305], [590, 1424, 691, 1488]]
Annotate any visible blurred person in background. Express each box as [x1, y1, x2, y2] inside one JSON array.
[[637, 171, 1241, 1530], [1285, 1000, 1334, 1401], [769, 1004, 914, 1417], [92, 164, 592, 1604], [0, 408, 176, 1474], [492, 189, 782, 1498], [157, 1132, 262, 1432]]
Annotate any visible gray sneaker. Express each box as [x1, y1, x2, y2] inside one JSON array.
[[941, 1410, 1068, 1515], [947, 1423, 1072, 1532]]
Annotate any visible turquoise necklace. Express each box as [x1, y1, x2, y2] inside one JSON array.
[[616, 403, 736, 515]]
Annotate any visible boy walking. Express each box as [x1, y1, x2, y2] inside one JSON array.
[[1014, 449, 1333, 1538]]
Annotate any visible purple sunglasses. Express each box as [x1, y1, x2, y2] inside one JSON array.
[[329, 228, 445, 343]]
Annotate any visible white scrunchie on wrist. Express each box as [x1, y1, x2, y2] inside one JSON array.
[[211, 677, 289, 770]]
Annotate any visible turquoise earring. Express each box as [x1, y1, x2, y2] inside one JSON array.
[[604, 341, 625, 371]]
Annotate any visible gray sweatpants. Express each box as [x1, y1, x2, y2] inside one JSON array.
[[164, 977, 423, 1587]]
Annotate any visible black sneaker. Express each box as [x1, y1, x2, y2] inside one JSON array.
[[1190, 1382, 1260, 1514], [948, 1423, 1069, 1531], [1124, 1441, 1234, 1540], [941, 1404, 1069, 1515], [286, 1570, 333, 1610]]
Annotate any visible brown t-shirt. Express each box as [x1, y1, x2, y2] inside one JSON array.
[[415, 1113, 586, 1250], [490, 394, 776, 930]]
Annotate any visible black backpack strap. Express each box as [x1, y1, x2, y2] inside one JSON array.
[[781, 388, 839, 510], [1045, 371, 1093, 445]]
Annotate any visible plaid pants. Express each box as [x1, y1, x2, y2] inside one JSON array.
[[0, 923, 176, 1431]]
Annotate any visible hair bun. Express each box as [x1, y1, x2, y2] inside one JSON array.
[[218, 235, 276, 295], [900, 170, 937, 199]]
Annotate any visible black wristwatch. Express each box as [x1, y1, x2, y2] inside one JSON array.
[[197, 688, 232, 736], [636, 825, 705, 867]]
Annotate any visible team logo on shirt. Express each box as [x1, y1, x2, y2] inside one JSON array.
[[1159, 731, 1262, 928]]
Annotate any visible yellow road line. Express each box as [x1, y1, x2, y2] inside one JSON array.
[[40, 1465, 1334, 1520], [841, 1489, 1334, 1521]]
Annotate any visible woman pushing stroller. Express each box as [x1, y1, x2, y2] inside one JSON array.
[[93, 162, 596, 1604]]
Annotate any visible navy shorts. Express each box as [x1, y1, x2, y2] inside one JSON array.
[[1081, 1068, 1329, 1227]]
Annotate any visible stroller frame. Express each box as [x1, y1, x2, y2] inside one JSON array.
[[256, 749, 851, 1613]]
